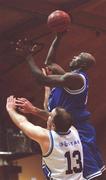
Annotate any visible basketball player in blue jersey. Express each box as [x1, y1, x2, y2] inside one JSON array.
[[16, 33, 105, 179], [6, 95, 85, 180]]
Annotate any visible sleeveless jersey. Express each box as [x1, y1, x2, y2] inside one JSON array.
[[48, 70, 89, 121], [47, 70, 96, 143], [43, 126, 85, 180]]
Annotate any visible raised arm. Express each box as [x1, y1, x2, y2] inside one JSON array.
[[44, 33, 62, 65], [42, 68, 51, 111], [43, 85, 51, 111], [44, 33, 66, 75], [6, 96, 50, 154], [16, 36, 84, 89], [24, 56, 84, 90]]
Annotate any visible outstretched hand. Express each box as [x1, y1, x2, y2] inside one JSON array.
[[15, 38, 37, 57], [15, 97, 35, 114], [6, 95, 17, 111]]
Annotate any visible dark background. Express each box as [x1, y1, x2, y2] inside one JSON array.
[[0, 0, 106, 162]]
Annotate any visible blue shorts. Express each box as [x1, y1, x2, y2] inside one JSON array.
[[83, 141, 105, 179], [76, 120, 106, 179]]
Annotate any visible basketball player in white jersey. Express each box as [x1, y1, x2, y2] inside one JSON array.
[[6, 95, 85, 180]]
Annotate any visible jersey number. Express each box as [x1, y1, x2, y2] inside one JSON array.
[[65, 150, 82, 174]]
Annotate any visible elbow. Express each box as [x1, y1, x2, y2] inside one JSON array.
[[35, 75, 49, 86]]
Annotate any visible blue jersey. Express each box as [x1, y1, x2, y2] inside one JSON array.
[[47, 70, 95, 143], [47, 70, 105, 179], [48, 71, 90, 118]]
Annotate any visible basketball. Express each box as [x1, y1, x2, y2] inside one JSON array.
[[47, 10, 71, 32]]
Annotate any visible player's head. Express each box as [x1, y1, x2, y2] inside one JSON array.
[[47, 107, 73, 132], [69, 52, 96, 71]]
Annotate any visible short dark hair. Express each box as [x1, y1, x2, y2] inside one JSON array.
[[52, 107, 73, 132]]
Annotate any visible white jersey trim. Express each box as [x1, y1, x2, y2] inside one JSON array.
[[64, 73, 86, 95], [87, 165, 106, 180]]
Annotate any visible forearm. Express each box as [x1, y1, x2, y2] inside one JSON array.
[[26, 54, 47, 85], [30, 106, 49, 121], [45, 35, 62, 65], [7, 108, 45, 142], [26, 55, 59, 87], [26, 54, 65, 87], [26, 55, 42, 77], [43, 87, 51, 111], [7, 109, 28, 130]]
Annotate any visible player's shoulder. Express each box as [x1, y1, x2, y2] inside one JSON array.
[[62, 71, 85, 83], [60, 70, 87, 90], [64, 70, 87, 83], [66, 70, 86, 76], [70, 126, 78, 133], [70, 126, 81, 141]]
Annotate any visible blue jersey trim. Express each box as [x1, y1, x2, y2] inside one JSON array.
[[43, 131, 53, 157], [42, 163, 52, 179]]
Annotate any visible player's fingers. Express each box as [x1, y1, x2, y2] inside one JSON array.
[[17, 97, 27, 102], [15, 100, 25, 105], [45, 66, 52, 75], [16, 47, 24, 52], [42, 68, 47, 76], [16, 39, 22, 46], [18, 107, 25, 113], [8, 95, 14, 100], [31, 44, 37, 52]]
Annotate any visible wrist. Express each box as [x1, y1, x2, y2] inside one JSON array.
[[31, 106, 39, 114], [7, 107, 16, 112], [30, 106, 34, 113]]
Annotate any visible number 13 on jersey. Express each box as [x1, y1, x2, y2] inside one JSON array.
[[65, 150, 83, 174]]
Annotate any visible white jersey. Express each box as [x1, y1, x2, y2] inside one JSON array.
[[43, 126, 85, 180]]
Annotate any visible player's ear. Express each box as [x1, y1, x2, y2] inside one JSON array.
[[52, 122, 56, 130]]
